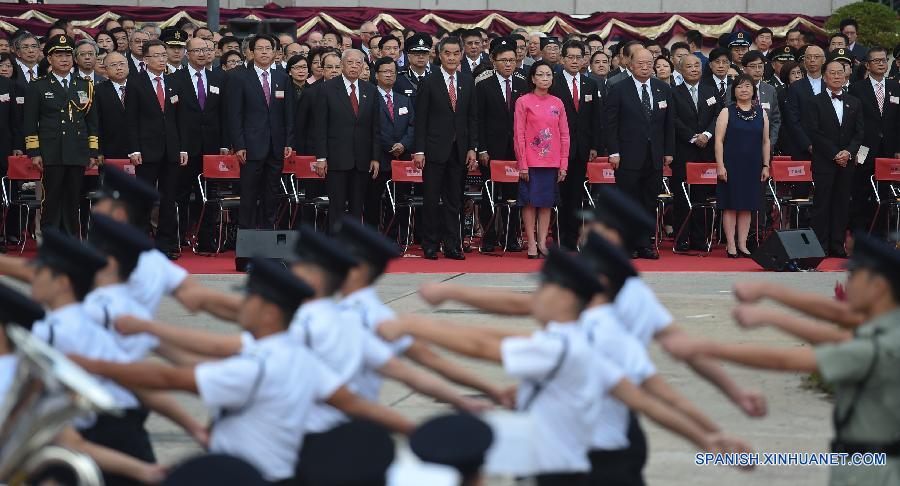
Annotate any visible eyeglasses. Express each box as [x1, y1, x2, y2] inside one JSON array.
[[745, 62, 764, 69], [868, 58, 888, 64], [144, 53, 167, 59], [495, 58, 516, 64], [564, 55, 583, 61], [76, 52, 95, 58], [225, 59, 243, 66], [106, 61, 127, 68], [188, 48, 213, 54], [323, 64, 341, 70], [290, 64, 308, 71], [805, 54, 824, 60], [18, 43, 40, 50], [254, 46, 274, 53], [131, 39, 146, 45], [361, 30, 379, 36], [533, 72, 554, 78], [377, 70, 396, 75]]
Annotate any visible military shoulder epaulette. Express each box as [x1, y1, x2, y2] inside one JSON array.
[[475, 69, 495, 84], [513, 72, 527, 80]]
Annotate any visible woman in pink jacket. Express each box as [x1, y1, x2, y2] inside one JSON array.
[[514, 60, 570, 258]]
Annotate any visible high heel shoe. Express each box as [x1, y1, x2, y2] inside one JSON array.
[[738, 249, 753, 258], [527, 252, 540, 259], [726, 251, 739, 259], [537, 246, 549, 258]]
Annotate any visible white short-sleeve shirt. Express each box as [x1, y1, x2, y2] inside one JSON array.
[[196, 332, 341, 482], [614, 277, 673, 347], [580, 304, 657, 450], [83, 283, 158, 361], [501, 322, 624, 474], [31, 303, 140, 416], [0, 354, 17, 397], [341, 287, 414, 401], [128, 249, 189, 314], [288, 298, 393, 432]]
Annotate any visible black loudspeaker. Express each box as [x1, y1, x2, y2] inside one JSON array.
[[227, 19, 261, 39], [235, 229, 298, 272], [751, 229, 825, 271], [262, 18, 297, 38]]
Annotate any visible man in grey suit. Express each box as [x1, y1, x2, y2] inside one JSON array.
[[742, 50, 781, 149]]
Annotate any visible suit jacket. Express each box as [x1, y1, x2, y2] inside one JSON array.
[[375, 88, 414, 165], [94, 80, 130, 159], [850, 43, 869, 63], [0, 77, 22, 158], [605, 77, 675, 170], [606, 69, 630, 88], [476, 73, 526, 160], [701, 75, 732, 105], [672, 82, 722, 165], [459, 53, 490, 77], [292, 81, 318, 155], [549, 72, 604, 162], [226, 65, 294, 161], [802, 91, 864, 173], [171, 67, 226, 156], [848, 78, 900, 164], [124, 71, 180, 163], [412, 69, 478, 163], [313, 77, 380, 172], [126, 54, 143, 78], [785, 76, 821, 156], [756, 81, 782, 149]]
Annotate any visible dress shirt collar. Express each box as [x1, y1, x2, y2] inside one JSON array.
[[145, 68, 165, 83], [187, 63, 206, 80], [562, 70, 579, 86], [870, 75, 885, 89], [52, 71, 70, 85], [440, 67, 457, 86], [342, 75, 359, 93], [377, 86, 392, 99], [253, 64, 271, 78], [112, 79, 126, 92], [713, 74, 729, 86], [16, 59, 36, 79], [77, 70, 93, 81]]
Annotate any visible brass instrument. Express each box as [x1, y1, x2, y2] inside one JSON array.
[[0, 325, 117, 485]]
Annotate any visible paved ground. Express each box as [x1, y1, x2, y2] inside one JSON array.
[[135, 270, 842, 485]]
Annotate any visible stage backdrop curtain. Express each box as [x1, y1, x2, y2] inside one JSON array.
[[0, 3, 826, 44]]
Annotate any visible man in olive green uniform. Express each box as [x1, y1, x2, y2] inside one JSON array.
[[766, 46, 796, 90], [669, 233, 900, 485], [23, 34, 99, 236]]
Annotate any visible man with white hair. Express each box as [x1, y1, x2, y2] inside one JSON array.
[[359, 21, 378, 59], [74, 39, 106, 84], [526, 31, 545, 64]]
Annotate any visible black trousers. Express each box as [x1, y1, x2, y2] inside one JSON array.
[[423, 144, 465, 251], [558, 157, 587, 248], [811, 163, 854, 252], [135, 158, 179, 251], [80, 408, 155, 486], [670, 161, 713, 247], [615, 147, 662, 249], [478, 162, 520, 247], [533, 473, 589, 486], [294, 431, 326, 486], [239, 156, 282, 229], [40, 165, 85, 236], [364, 166, 390, 231], [326, 167, 366, 233]]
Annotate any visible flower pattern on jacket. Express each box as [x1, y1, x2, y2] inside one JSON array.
[[532, 128, 552, 157]]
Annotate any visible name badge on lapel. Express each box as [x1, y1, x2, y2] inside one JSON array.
[[658, 100, 667, 109], [404, 89, 413, 95], [0, 93, 8, 103], [398, 106, 408, 115], [44, 92, 54, 99], [584, 94, 593, 102], [16, 96, 25, 104], [706, 96, 716, 106], [761, 102, 770, 110], [170, 95, 179, 104], [77, 91, 88, 104], [210, 86, 219, 95], [275, 90, 285, 99], [891, 96, 899, 104]]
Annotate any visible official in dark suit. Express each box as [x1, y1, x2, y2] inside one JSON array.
[[701, 47, 733, 106], [848, 46, 900, 235], [413, 36, 479, 260], [125, 39, 182, 258], [840, 18, 868, 62], [785, 45, 827, 160], [671, 54, 722, 251], [0, 74, 23, 179], [547, 40, 604, 249], [802, 58, 864, 257], [606, 48, 675, 259], [394, 33, 432, 104], [459, 30, 490, 78], [475, 39, 526, 252], [226, 34, 294, 230], [125, 30, 149, 77], [23, 35, 99, 236], [173, 38, 226, 249], [94, 52, 130, 160], [313, 49, 380, 233], [371, 57, 414, 230]]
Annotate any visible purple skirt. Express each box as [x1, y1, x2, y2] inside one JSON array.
[[517, 167, 558, 208]]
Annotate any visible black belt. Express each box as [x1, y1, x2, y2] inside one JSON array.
[[831, 439, 900, 456]]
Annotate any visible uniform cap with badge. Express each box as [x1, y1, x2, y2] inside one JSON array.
[[539, 36, 560, 50], [160, 27, 188, 48], [94, 166, 160, 220], [405, 32, 432, 54], [579, 186, 657, 252], [243, 257, 314, 316], [43, 34, 74, 57], [579, 231, 638, 297], [0, 282, 45, 330], [334, 216, 401, 275], [827, 47, 855, 65], [409, 413, 493, 482], [727, 31, 751, 48], [490, 36, 516, 57], [293, 224, 359, 277], [88, 213, 155, 276], [768, 46, 797, 63], [300, 419, 395, 485]]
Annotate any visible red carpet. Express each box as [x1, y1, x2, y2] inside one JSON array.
[[166, 248, 846, 274]]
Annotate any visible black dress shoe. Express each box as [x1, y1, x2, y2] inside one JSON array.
[[505, 242, 523, 252], [424, 249, 439, 260], [444, 249, 466, 260], [480, 242, 496, 253], [675, 241, 691, 252], [638, 247, 659, 260]]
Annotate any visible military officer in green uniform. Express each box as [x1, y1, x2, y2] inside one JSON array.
[[23, 34, 99, 236], [669, 232, 900, 485], [766, 46, 796, 91]]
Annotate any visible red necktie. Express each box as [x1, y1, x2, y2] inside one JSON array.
[[505, 78, 512, 111], [386, 91, 394, 121], [572, 76, 579, 111], [448, 74, 457, 112], [350, 82, 359, 116], [154, 76, 164, 111]]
